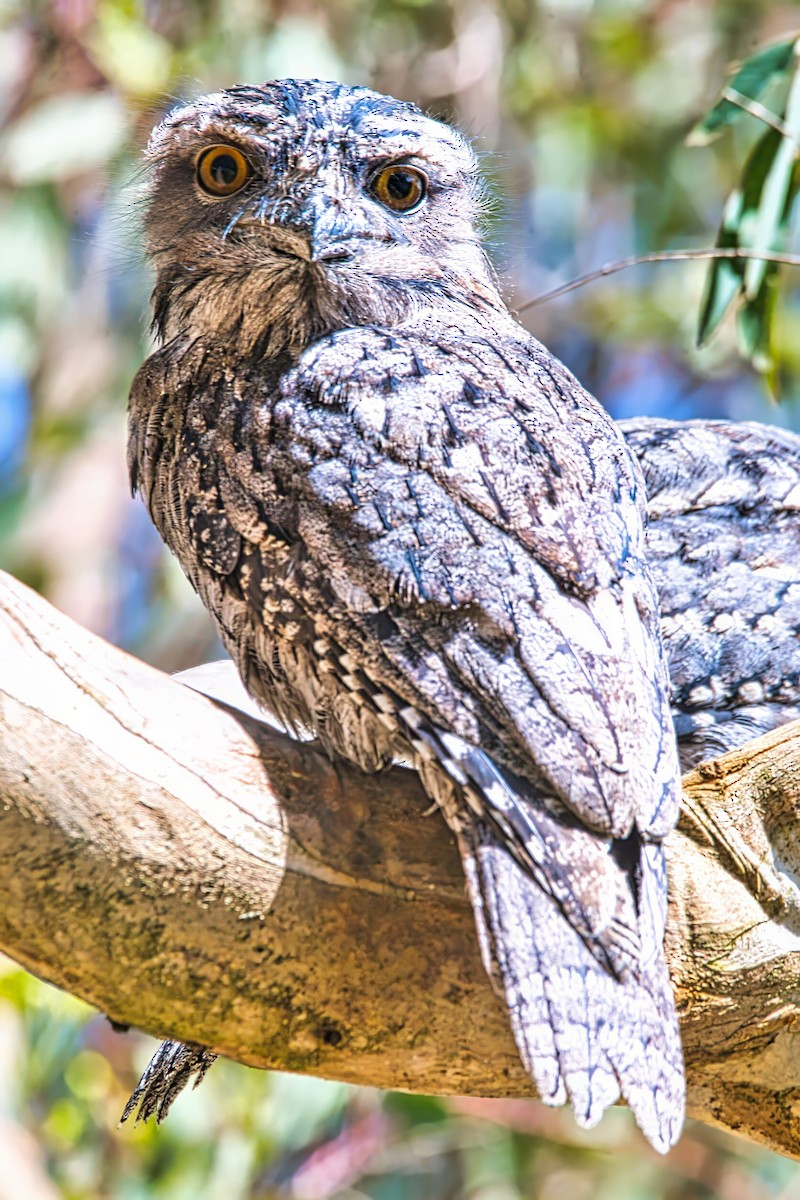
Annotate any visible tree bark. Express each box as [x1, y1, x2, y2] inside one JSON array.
[[2, 568, 800, 1158]]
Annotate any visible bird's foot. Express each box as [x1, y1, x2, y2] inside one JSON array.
[[120, 1039, 218, 1124]]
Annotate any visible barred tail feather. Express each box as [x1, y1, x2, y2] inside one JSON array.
[[459, 819, 684, 1152], [415, 729, 685, 1153]]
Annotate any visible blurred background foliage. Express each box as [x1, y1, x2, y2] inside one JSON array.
[[1, 0, 800, 1196]]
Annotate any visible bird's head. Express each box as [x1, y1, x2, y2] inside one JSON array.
[[141, 80, 502, 358]]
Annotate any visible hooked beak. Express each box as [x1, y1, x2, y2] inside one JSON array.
[[307, 195, 357, 264], [267, 196, 357, 266], [311, 237, 355, 264]]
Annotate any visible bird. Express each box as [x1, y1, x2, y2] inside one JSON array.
[[625, 418, 800, 766], [127, 79, 685, 1151], [122, 413, 800, 1134]]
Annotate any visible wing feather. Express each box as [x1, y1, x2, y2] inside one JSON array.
[[275, 327, 681, 840], [625, 418, 800, 767]]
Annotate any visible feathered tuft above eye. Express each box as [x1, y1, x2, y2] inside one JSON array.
[[196, 145, 252, 197], [368, 165, 427, 213]]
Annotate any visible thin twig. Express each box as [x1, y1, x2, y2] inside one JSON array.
[[720, 86, 797, 141], [518, 247, 800, 311]]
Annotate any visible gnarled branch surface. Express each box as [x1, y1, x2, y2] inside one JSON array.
[[2, 568, 800, 1157]]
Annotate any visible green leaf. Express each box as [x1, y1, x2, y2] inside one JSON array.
[[743, 137, 798, 297], [736, 270, 779, 395], [696, 118, 799, 350], [696, 130, 780, 345], [744, 63, 800, 297], [697, 259, 741, 347], [697, 188, 745, 345], [688, 35, 798, 143], [739, 126, 786, 210]]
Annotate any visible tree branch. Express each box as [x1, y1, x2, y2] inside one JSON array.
[[3, 568, 800, 1158]]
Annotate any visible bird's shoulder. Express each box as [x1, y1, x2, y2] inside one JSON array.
[[269, 324, 679, 839], [275, 322, 646, 600]]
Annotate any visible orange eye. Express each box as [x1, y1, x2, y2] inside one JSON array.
[[369, 165, 427, 213], [196, 145, 251, 197]]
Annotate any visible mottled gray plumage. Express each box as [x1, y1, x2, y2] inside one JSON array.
[[630, 418, 800, 766], [123, 415, 800, 1134], [127, 80, 686, 1149]]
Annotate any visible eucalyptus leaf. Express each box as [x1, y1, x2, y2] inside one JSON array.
[[696, 115, 799, 354], [697, 130, 779, 345], [742, 136, 798, 297], [697, 259, 742, 346], [728, 37, 798, 105], [744, 64, 800, 297], [737, 270, 777, 362], [737, 271, 779, 396], [697, 189, 745, 345], [688, 36, 798, 143]]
